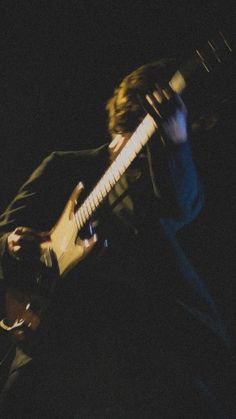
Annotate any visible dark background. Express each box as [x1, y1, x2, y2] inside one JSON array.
[[0, 1, 235, 333]]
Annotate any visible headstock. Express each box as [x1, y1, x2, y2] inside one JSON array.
[[170, 31, 233, 94]]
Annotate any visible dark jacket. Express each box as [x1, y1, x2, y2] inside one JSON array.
[[0, 140, 231, 417]]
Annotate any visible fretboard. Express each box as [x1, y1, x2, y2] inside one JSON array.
[[75, 112, 157, 230]]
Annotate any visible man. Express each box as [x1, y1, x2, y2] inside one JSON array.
[[0, 61, 232, 418]]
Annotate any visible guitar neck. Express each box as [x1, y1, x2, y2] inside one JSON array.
[[75, 112, 157, 229], [74, 31, 232, 230], [74, 63, 188, 230]]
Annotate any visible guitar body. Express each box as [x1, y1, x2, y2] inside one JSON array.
[[0, 182, 97, 342], [41, 181, 97, 277]]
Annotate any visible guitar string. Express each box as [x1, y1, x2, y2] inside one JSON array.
[[56, 115, 157, 267]]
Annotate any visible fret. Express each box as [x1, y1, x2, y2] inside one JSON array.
[[117, 150, 132, 171], [98, 181, 107, 198], [79, 207, 87, 225], [103, 173, 113, 194], [82, 203, 89, 221], [74, 212, 80, 230], [75, 212, 82, 230], [94, 186, 105, 204], [76, 210, 82, 228], [89, 194, 97, 212], [119, 142, 136, 168], [79, 210, 84, 226], [93, 191, 100, 209], [93, 187, 103, 205], [116, 152, 128, 173], [110, 161, 121, 182], [85, 200, 93, 218], [92, 191, 100, 208]]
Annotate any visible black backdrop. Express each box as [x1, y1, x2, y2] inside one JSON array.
[[0, 1, 235, 333]]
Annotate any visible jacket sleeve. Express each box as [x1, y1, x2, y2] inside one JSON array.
[[0, 145, 107, 289], [147, 139, 204, 233], [0, 152, 60, 287]]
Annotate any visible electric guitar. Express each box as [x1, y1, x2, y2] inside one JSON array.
[[0, 32, 232, 345]]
